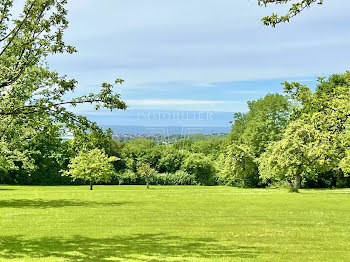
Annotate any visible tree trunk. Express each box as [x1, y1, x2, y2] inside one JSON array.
[[292, 175, 301, 193], [90, 181, 93, 190], [146, 177, 149, 189], [331, 173, 337, 188]]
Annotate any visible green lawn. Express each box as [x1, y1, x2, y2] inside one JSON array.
[[0, 186, 349, 261]]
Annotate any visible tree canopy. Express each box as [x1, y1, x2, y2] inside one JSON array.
[[0, 0, 127, 172], [137, 163, 157, 189], [0, 0, 126, 119], [259, 120, 320, 192], [258, 72, 350, 190], [229, 94, 291, 157], [63, 148, 118, 190]]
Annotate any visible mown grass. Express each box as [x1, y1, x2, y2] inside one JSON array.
[[0, 185, 349, 261]]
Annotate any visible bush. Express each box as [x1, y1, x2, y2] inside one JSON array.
[[216, 144, 259, 187], [158, 150, 185, 173], [153, 171, 197, 185], [172, 170, 197, 185], [115, 170, 139, 185], [181, 153, 216, 185]]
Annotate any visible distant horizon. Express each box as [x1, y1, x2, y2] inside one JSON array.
[[46, 0, 349, 116], [99, 125, 231, 136], [82, 109, 235, 128]]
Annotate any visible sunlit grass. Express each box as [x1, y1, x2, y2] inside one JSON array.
[[0, 186, 349, 261]]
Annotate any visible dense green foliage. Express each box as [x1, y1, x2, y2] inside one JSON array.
[[0, 0, 126, 177], [222, 93, 292, 187], [0, 1, 347, 259], [0, 0, 344, 191], [2, 73, 350, 191], [63, 148, 118, 190], [153, 170, 196, 186], [225, 73, 350, 191], [181, 153, 216, 185], [0, 185, 349, 261], [259, 120, 319, 192], [217, 144, 258, 187]]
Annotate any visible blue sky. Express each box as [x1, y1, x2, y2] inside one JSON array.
[[27, 0, 350, 125]]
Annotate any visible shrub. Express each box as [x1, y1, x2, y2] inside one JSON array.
[[181, 153, 216, 185], [115, 170, 139, 185], [153, 171, 197, 185]]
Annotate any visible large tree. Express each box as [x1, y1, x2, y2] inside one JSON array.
[[217, 143, 258, 187], [0, 0, 126, 118], [0, 0, 126, 171], [259, 120, 323, 192], [224, 94, 291, 188], [282, 73, 350, 186], [259, 72, 350, 191], [229, 93, 291, 157]]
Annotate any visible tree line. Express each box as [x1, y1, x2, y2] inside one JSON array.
[[0, 0, 338, 191], [1, 72, 350, 191], [224, 73, 350, 191]]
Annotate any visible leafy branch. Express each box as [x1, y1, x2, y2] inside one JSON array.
[[258, 0, 324, 27]]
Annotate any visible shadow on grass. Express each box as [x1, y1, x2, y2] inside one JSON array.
[[306, 189, 350, 194], [0, 234, 259, 261], [0, 199, 131, 209], [0, 188, 15, 191], [326, 192, 350, 194]]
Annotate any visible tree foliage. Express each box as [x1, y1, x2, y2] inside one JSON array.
[[0, 0, 126, 173], [137, 163, 157, 189], [259, 120, 320, 192], [62, 148, 118, 190], [158, 149, 185, 174], [340, 151, 350, 175], [181, 153, 215, 186], [0, 0, 126, 118], [259, 72, 350, 190], [259, 0, 324, 27], [230, 94, 291, 157], [218, 144, 258, 187]]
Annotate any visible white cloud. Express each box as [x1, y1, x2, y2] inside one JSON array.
[[46, 0, 350, 114]]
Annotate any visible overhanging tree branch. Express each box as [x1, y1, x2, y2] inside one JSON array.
[[258, 0, 324, 27]]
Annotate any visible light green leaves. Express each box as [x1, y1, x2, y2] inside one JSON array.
[[0, 0, 126, 173], [218, 143, 257, 187], [259, 120, 319, 182], [258, 0, 323, 27], [137, 163, 157, 179], [63, 148, 119, 184], [259, 72, 350, 187]]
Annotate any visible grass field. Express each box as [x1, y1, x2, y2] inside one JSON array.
[[0, 186, 349, 261]]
